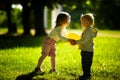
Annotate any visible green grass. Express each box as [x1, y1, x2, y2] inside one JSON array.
[[0, 29, 120, 80]]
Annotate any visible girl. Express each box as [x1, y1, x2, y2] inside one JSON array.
[[33, 12, 71, 74]]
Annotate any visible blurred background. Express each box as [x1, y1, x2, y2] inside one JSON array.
[[0, 0, 120, 36], [0, 1, 120, 80]]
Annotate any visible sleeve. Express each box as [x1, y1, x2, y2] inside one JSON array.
[[57, 28, 68, 41], [76, 29, 91, 44], [62, 28, 68, 37], [92, 27, 98, 38]]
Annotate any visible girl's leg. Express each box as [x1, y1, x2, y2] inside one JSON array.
[[50, 45, 56, 71], [36, 54, 47, 68], [50, 55, 56, 70], [36, 44, 50, 69]]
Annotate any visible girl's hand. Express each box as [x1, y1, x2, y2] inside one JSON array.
[[68, 39, 76, 45]]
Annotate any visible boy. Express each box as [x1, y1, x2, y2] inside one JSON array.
[[69, 13, 98, 80]]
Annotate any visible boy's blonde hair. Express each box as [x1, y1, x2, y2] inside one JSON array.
[[56, 12, 71, 26], [81, 13, 94, 27]]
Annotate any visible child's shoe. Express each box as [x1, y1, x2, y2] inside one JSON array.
[[79, 75, 87, 80], [79, 74, 91, 80], [49, 69, 56, 73], [49, 69, 59, 75], [33, 67, 45, 75]]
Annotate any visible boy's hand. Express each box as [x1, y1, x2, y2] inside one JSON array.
[[68, 39, 76, 45]]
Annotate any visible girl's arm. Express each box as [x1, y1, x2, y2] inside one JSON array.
[[57, 28, 68, 41]]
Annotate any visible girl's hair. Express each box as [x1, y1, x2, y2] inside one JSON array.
[[55, 12, 71, 27], [81, 13, 94, 27]]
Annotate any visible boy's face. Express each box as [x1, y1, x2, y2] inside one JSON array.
[[81, 18, 89, 28]]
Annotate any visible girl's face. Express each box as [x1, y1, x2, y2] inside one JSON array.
[[81, 18, 89, 28], [62, 22, 69, 28], [62, 18, 70, 27]]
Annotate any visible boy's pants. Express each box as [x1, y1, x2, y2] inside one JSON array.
[[81, 51, 93, 77]]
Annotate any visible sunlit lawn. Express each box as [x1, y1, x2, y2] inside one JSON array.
[[0, 28, 120, 80]]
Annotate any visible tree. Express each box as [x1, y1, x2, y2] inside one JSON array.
[[31, 0, 46, 36], [0, 1, 17, 34], [31, 0, 57, 36], [21, 0, 31, 35]]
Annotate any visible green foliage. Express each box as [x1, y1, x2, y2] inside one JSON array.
[[11, 8, 22, 26], [61, 0, 120, 30], [0, 11, 7, 27], [0, 11, 6, 23], [0, 7, 22, 28], [0, 30, 120, 80]]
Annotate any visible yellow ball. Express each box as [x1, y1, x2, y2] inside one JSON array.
[[67, 33, 80, 40], [67, 33, 81, 45]]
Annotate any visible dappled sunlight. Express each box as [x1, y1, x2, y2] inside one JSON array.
[[11, 4, 23, 10], [97, 30, 120, 38]]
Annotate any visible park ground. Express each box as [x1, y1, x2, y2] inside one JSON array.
[[0, 28, 120, 80]]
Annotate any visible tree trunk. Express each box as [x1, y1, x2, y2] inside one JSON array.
[[7, 7, 12, 34], [32, 4, 47, 36], [21, 2, 31, 35], [7, 3, 17, 34]]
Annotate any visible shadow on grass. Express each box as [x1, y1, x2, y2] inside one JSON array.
[[16, 72, 35, 80], [15, 71, 45, 80], [0, 34, 45, 49]]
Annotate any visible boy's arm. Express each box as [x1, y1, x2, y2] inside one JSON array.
[[76, 30, 91, 44]]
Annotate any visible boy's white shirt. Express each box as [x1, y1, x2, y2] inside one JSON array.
[[76, 27, 98, 52], [48, 26, 68, 42]]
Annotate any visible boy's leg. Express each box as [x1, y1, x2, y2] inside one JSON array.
[[81, 51, 93, 77]]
